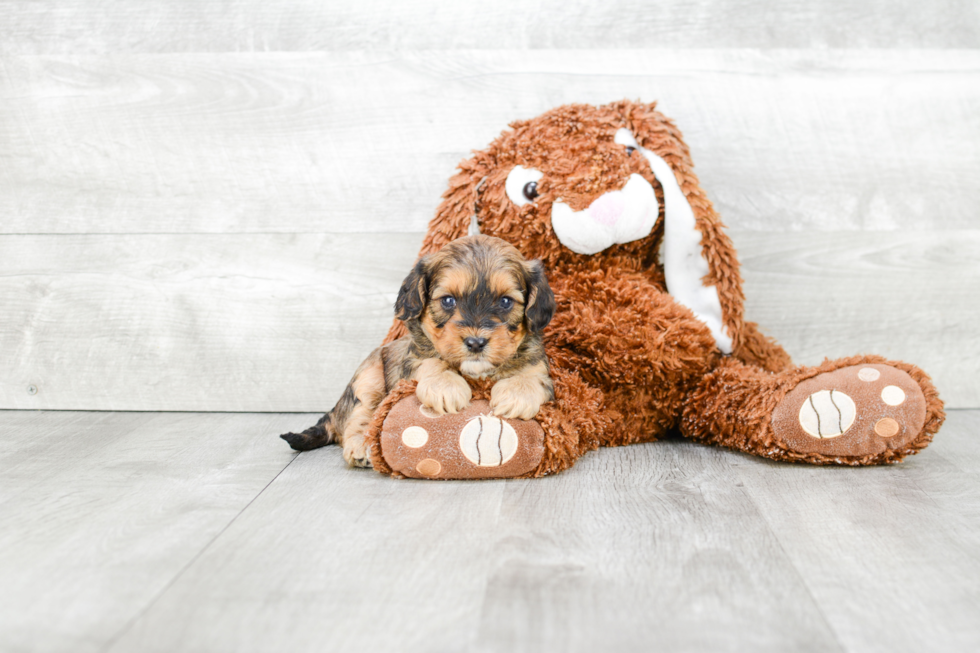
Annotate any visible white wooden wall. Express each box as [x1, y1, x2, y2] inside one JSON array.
[[1, 1, 978, 411]]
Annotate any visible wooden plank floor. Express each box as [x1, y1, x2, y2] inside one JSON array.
[[2, 410, 978, 653]]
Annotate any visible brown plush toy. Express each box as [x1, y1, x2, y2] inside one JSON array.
[[366, 100, 944, 479]]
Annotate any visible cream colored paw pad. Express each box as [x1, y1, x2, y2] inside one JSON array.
[[459, 415, 518, 466], [858, 367, 881, 382], [416, 458, 442, 477], [881, 385, 906, 406], [798, 390, 856, 438], [401, 426, 429, 448], [772, 364, 928, 458], [875, 418, 900, 437]]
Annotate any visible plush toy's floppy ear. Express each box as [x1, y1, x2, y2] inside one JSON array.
[[394, 256, 431, 322], [615, 99, 746, 354], [523, 260, 556, 334]]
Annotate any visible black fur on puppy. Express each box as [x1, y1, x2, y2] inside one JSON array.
[[280, 234, 556, 467]]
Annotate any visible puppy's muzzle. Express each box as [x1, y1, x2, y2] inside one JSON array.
[[464, 336, 488, 353]]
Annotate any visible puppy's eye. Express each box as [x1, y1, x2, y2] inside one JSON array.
[[499, 296, 514, 310], [625, 146, 636, 156], [440, 296, 456, 311], [522, 182, 538, 202], [505, 165, 544, 207]]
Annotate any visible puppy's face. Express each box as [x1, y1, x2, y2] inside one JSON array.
[[395, 235, 555, 377]]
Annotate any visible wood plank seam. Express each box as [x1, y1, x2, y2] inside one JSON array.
[[100, 454, 300, 651], [724, 463, 848, 653]]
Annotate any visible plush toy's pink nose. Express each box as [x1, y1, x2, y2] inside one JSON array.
[[588, 191, 625, 227]]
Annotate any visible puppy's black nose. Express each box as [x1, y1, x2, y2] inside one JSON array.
[[464, 337, 488, 353]]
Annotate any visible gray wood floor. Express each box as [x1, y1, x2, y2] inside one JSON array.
[[2, 409, 978, 653]]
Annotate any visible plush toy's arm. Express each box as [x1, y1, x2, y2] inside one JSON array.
[[365, 365, 607, 479], [546, 266, 717, 388]]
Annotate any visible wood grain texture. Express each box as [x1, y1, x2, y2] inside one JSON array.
[[0, 411, 305, 653], [2, 50, 978, 234], [1, 230, 975, 411], [3, 410, 978, 652], [0, 232, 421, 411], [730, 409, 980, 652], [108, 441, 509, 653], [2, 1, 976, 648], [1, 0, 978, 54], [934, 410, 980, 476], [473, 444, 840, 653], [735, 229, 980, 408], [107, 437, 840, 653]]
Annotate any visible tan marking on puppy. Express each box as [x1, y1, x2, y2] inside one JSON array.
[[336, 357, 386, 467], [490, 360, 554, 420], [351, 358, 387, 407], [421, 309, 468, 367], [435, 266, 473, 299], [489, 269, 519, 298], [415, 357, 472, 415], [281, 234, 557, 467], [484, 320, 525, 368], [342, 423, 371, 467]]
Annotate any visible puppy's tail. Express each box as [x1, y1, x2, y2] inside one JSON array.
[[280, 411, 338, 451]]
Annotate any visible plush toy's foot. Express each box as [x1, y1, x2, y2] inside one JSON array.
[[771, 363, 928, 460], [378, 395, 545, 479]]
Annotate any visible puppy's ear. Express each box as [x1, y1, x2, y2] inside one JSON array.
[[395, 256, 431, 322], [523, 260, 555, 333]]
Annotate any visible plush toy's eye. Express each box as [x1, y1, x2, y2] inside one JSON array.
[[499, 296, 514, 310], [522, 182, 539, 201], [505, 166, 544, 207], [440, 296, 456, 311], [625, 146, 636, 156]]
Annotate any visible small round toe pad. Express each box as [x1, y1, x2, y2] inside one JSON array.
[[416, 458, 442, 477], [401, 426, 429, 448]]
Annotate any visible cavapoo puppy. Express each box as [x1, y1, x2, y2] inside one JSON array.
[[281, 234, 556, 467]]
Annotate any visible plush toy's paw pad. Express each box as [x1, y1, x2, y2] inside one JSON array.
[[379, 396, 544, 479], [772, 364, 927, 458]]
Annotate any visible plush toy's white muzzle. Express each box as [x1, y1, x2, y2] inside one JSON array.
[[550, 174, 658, 256]]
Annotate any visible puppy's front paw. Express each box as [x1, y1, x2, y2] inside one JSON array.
[[416, 369, 472, 415], [490, 375, 548, 420], [342, 434, 372, 468]]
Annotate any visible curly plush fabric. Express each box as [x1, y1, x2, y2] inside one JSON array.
[[368, 100, 944, 475]]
